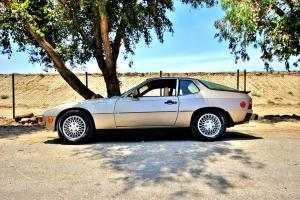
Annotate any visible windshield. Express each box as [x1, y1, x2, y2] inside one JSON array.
[[199, 80, 238, 92]]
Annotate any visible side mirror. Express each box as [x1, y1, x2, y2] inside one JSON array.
[[132, 89, 139, 99]]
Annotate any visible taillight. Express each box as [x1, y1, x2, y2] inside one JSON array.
[[240, 101, 246, 108], [37, 116, 43, 123], [248, 98, 252, 109]]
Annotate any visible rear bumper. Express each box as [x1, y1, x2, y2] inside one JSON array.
[[250, 113, 258, 120], [235, 113, 258, 125]]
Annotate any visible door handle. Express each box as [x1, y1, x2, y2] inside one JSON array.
[[164, 100, 177, 105]]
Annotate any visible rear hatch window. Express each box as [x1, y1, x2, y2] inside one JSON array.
[[199, 80, 239, 92]]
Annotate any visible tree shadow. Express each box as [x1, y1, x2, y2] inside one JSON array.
[[45, 129, 265, 196], [258, 118, 299, 124], [0, 124, 43, 139], [258, 114, 300, 124], [222, 131, 262, 141]]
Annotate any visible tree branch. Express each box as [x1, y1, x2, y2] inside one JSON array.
[[57, 0, 89, 41], [93, 19, 107, 72], [3, 0, 11, 7], [98, 0, 114, 70], [272, 4, 285, 17], [25, 23, 98, 99], [112, 19, 125, 63], [284, 0, 294, 10]]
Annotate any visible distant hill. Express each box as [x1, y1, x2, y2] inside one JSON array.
[[0, 72, 299, 117]]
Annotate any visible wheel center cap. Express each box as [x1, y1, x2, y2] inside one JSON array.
[[205, 120, 214, 130], [69, 123, 79, 133]]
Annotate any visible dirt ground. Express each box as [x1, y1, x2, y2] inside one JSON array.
[[0, 118, 299, 200]]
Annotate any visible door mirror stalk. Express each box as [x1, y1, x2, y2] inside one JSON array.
[[132, 89, 139, 99]]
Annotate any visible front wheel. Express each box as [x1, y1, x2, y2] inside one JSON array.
[[57, 110, 94, 144], [191, 111, 226, 141]]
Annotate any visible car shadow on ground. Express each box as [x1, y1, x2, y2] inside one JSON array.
[[45, 129, 262, 144]]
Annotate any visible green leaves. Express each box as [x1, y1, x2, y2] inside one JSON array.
[[0, 0, 216, 71], [215, 0, 300, 71]]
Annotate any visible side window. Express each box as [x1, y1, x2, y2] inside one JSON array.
[[136, 79, 176, 97], [179, 80, 200, 96]]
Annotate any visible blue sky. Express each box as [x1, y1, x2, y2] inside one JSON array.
[[0, 3, 293, 74]]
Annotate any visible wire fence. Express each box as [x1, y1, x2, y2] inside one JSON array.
[[0, 70, 299, 119]]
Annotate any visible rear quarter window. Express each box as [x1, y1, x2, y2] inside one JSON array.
[[200, 80, 238, 92], [179, 80, 200, 96]]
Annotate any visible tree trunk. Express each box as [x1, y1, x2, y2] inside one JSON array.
[[103, 69, 121, 97], [25, 23, 96, 99], [98, 0, 121, 97]]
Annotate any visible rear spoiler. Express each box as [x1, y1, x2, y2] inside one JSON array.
[[238, 91, 251, 94]]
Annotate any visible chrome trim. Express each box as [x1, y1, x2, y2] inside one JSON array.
[[122, 77, 179, 98], [116, 111, 178, 114], [176, 78, 179, 96]]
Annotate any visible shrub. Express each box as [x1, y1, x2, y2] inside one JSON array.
[[251, 92, 261, 97], [288, 91, 294, 96], [267, 100, 275, 105], [0, 95, 9, 99]]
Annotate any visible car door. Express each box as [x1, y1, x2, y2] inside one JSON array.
[[114, 79, 179, 127]]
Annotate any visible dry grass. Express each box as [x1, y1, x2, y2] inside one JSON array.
[[0, 71, 299, 117]]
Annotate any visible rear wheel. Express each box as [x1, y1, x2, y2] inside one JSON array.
[[57, 110, 94, 144], [191, 111, 226, 141]]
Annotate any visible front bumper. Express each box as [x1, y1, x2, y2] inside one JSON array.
[[38, 116, 56, 131]]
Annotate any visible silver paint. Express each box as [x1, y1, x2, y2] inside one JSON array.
[[42, 77, 253, 131]]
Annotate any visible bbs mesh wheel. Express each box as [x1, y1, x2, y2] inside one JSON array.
[[191, 111, 226, 141], [57, 110, 94, 144]]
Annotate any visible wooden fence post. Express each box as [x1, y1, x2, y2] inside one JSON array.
[[85, 72, 88, 88]]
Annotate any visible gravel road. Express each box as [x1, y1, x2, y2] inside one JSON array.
[[0, 120, 299, 200]]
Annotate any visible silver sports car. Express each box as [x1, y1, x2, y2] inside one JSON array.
[[40, 77, 257, 143]]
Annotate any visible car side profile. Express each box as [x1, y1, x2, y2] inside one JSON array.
[[40, 77, 256, 143]]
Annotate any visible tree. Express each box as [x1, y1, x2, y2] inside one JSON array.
[[215, 0, 300, 71], [0, 0, 215, 98]]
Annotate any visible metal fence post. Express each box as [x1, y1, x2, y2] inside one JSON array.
[[236, 69, 239, 90], [85, 72, 88, 88], [244, 69, 246, 91], [12, 73, 15, 119], [160, 70, 162, 96]]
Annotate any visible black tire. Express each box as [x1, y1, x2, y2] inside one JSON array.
[[57, 110, 94, 144], [191, 111, 226, 141]]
